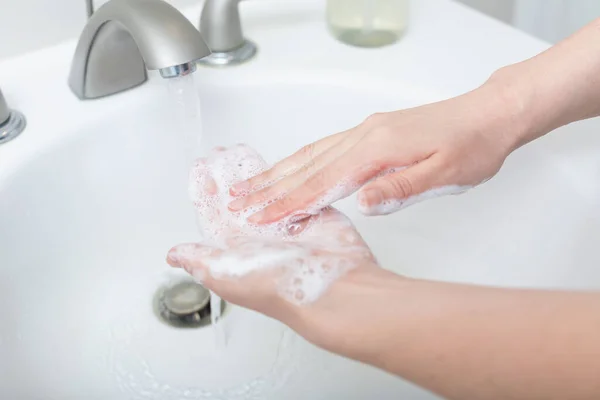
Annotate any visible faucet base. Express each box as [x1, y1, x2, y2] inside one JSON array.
[[0, 110, 26, 145], [197, 40, 257, 67]]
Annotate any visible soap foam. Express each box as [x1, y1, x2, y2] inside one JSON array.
[[357, 184, 473, 216], [299, 178, 361, 217], [187, 145, 372, 305], [288, 165, 409, 218], [175, 237, 362, 305], [189, 145, 310, 244]]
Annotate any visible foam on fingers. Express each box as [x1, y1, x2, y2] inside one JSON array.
[[357, 184, 474, 216], [187, 145, 375, 305]]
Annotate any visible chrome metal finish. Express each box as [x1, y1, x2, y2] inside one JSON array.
[[0, 89, 9, 124], [159, 62, 198, 79], [0, 88, 26, 144], [154, 280, 226, 328], [68, 0, 211, 100], [197, 40, 257, 67], [0, 111, 26, 145], [85, 0, 94, 18], [164, 281, 211, 315], [199, 0, 256, 66]]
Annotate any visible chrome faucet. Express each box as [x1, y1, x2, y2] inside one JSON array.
[[0, 88, 26, 145], [198, 0, 256, 67], [84, 0, 94, 18], [68, 0, 212, 100]]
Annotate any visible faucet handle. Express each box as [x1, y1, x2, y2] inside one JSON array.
[[199, 0, 256, 66], [85, 0, 94, 18], [0, 88, 26, 145], [0, 88, 9, 125]]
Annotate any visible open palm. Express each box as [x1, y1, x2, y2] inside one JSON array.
[[166, 145, 379, 323]]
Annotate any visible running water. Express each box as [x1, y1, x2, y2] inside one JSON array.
[[166, 74, 225, 348], [167, 74, 204, 162]]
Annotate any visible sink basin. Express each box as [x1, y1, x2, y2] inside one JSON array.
[[2, 0, 600, 398], [0, 71, 436, 400]]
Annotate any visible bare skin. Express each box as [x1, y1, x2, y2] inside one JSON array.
[[168, 18, 600, 400], [228, 18, 600, 224]]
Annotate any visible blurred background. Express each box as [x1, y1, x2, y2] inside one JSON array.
[[0, 0, 599, 60], [460, 0, 600, 43]]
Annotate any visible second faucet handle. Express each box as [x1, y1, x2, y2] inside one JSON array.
[[198, 0, 257, 66], [0, 88, 26, 145]]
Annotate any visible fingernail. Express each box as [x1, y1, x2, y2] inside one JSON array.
[[358, 189, 384, 206], [228, 197, 246, 211], [167, 249, 182, 267], [230, 180, 250, 196]]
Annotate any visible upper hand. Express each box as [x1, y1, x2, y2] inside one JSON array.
[[228, 83, 520, 224]]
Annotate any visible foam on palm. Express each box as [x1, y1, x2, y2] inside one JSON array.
[[185, 145, 373, 304]]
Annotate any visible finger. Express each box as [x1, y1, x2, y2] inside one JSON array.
[[228, 131, 363, 212], [166, 243, 222, 282], [356, 156, 445, 216], [189, 158, 218, 198], [248, 141, 384, 224], [229, 131, 347, 196]]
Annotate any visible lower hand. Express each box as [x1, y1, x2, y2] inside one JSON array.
[[167, 146, 384, 354]]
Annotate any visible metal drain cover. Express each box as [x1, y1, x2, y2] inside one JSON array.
[[155, 280, 226, 328], [163, 281, 210, 315]]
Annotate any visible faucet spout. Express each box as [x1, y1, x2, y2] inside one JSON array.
[[68, 0, 211, 99]]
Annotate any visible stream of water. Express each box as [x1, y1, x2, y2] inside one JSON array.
[[167, 74, 225, 349], [167, 74, 204, 162]]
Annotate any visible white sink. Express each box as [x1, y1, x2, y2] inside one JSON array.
[[2, 0, 600, 398]]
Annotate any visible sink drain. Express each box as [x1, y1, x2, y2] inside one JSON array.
[[154, 280, 226, 328]]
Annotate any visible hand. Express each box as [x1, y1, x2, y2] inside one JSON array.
[[227, 82, 523, 224], [167, 145, 383, 353]]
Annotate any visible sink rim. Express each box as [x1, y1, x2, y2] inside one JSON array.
[[0, 0, 551, 184]]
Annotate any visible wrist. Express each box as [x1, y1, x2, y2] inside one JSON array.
[[290, 266, 410, 362], [477, 66, 538, 153]]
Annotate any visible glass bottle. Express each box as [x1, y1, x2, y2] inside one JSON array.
[[327, 0, 409, 48]]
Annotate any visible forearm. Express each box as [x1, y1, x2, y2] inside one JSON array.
[[488, 17, 600, 150], [297, 269, 600, 400]]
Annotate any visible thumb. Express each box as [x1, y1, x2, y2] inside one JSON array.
[[357, 159, 442, 216], [166, 243, 222, 283]]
